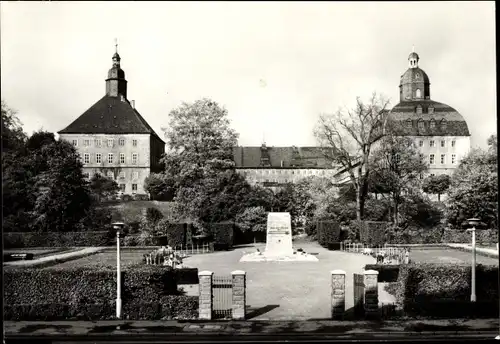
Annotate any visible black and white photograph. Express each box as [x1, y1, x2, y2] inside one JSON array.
[[1, 1, 497, 343]]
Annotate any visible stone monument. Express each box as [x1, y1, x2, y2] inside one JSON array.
[[240, 212, 318, 262]]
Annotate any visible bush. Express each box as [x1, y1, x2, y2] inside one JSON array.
[[316, 220, 341, 249], [175, 268, 199, 284], [210, 222, 234, 251], [155, 220, 186, 248], [395, 263, 499, 318], [146, 207, 164, 226], [355, 221, 391, 246], [3, 231, 116, 248], [365, 264, 400, 282], [3, 265, 198, 320], [305, 220, 317, 237]]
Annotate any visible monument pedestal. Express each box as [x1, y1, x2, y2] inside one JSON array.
[[240, 212, 318, 262]]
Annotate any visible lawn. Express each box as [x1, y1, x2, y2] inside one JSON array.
[[410, 247, 498, 265]]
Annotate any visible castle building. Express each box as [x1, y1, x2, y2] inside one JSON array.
[[386, 50, 471, 176], [58, 47, 165, 197], [233, 144, 344, 192]]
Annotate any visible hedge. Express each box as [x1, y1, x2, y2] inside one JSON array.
[[356, 221, 391, 246], [317, 220, 341, 249], [395, 263, 499, 318], [385, 228, 498, 245], [3, 231, 116, 249], [365, 264, 400, 283], [3, 265, 198, 321], [210, 222, 234, 251]]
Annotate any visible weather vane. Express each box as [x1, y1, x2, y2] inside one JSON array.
[[412, 44, 415, 53], [114, 38, 118, 53]]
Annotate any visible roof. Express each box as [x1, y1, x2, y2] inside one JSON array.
[[400, 67, 430, 85], [388, 100, 470, 136], [233, 146, 334, 168], [58, 95, 165, 143]]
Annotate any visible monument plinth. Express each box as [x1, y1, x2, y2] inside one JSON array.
[[240, 212, 318, 262]]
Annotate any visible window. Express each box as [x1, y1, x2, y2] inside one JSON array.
[[430, 140, 435, 147], [419, 153, 424, 162], [440, 154, 445, 164], [440, 119, 446, 130], [120, 153, 125, 164], [416, 89, 421, 98], [94, 139, 102, 147], [96, 153, 102, 164], [84, 139, 91, 147], [132, 184, 138, 192], [83, 153, 90, 164], [107, 171, 114, 179], [83, 172, 90, 179], [430, 173, 435, 177], [119, 172, 125, 179], [451, 140, 456, 148], [132, 171, 139, 179], [441, 140, 445, 147], [132, 153, 138, 165], [429, 106, 434, 115], [429, 154, 435, 164], [108, 153, 114, 164], [419, 140, 424, 147], [119, 184, 126, 192], [119, 138, 125, 146], [416, 105, 422, 114], [418, 120, 424, 130], [430, 119, 436, 129], [72, 139, 78, 147], [107, 139, 114, 147], [406, 119, 412, 128], [132, 139, 137, 147], [95, 172, 101, 178], [452, 154, 456, 164]]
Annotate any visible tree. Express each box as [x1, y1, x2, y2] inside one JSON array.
[[369, 131, 428, 224], [235, 206, 267, 234], [89, 174, 120, 203], [1, 100, 27, 155], [161, 98, 239, 230], [422, 174, 451, 201], [144, 173, 175, 201], [314, 93, 390, 220], [446, 145, 498, 228]]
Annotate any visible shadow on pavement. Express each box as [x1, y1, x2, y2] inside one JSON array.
[[246, 305, 280, 319]]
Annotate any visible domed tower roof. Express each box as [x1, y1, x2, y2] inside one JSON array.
[[105, 40, 127, 98], [387, 49, 470, 137]]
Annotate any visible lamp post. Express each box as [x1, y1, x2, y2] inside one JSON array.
[[113, 222, 126, 319], [466, 218, 480, 303]]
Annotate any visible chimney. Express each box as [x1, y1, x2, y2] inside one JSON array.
[[131, 100, 135, 108], [281, 160, 283, 167]]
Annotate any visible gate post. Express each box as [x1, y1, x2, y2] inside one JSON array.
[[363, 270, 379, 319], [198, 270, 214, 320], [231, 270, 246, 320], [331, 270, 346, 320]]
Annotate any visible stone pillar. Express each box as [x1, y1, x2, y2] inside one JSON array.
[[331, 270, 346, 320], [364, 270, 379, 319], [198, 271, 213, 320], [231, 270, 246, 320]]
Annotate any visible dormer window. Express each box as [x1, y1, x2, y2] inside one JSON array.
[[428, 106, 434, 114], [430, 119, 436, 129], [418, 119, 424, 130], [416, 89, 421, 98], [406, 119, 412, 128], [416, 105, 422, 114], [440, 119, 447, 130]]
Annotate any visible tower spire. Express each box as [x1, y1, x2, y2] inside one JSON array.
[[412, 44, 415, 53], [115, 38, 118, 54]]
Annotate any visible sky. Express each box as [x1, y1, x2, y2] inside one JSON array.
[[1, 1, 496, 149]]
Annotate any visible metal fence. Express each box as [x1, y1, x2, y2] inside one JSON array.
[[171, 243, 212, 256], [212, 274, 233, 320], [340, 242, 409, 264], [353, 273, 365, 317]]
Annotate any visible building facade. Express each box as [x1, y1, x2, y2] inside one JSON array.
[[386, 50, 471, 176], [58, 49, 165, 196], [233, 144, 342, 192]]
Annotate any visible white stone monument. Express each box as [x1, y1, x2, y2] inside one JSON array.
[[240, 212, 318, 262], [265, 212, 294, 256]]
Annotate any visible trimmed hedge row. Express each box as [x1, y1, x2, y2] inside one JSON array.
[[317, 220, 341, 249], [210, 222, 234, 251], [365, 264, 400, 283], [3, 231, 116, 249], [357, 221, 391, 246], [395, 263, 499, 318], [4, 298, 198, 321], [3, 265, 198, 321]]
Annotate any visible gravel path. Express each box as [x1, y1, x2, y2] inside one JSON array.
[[182, 241, 380, 320]]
